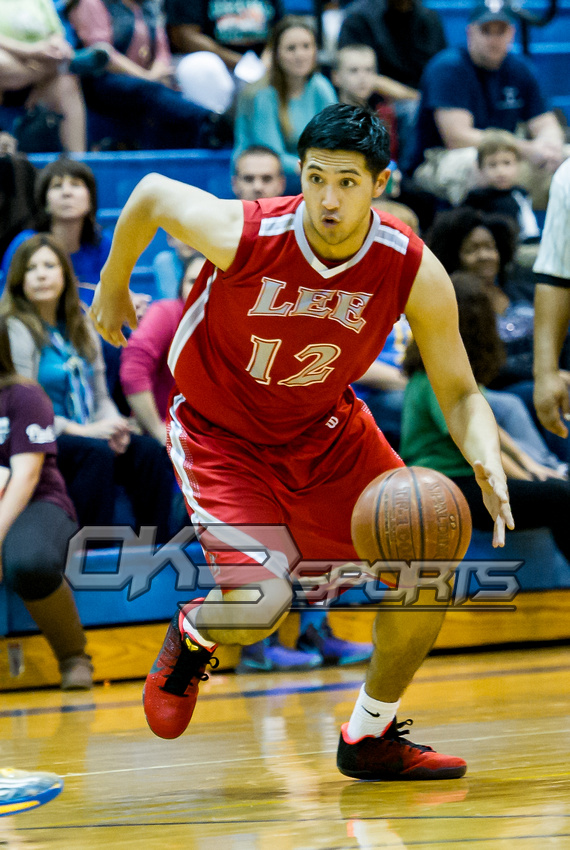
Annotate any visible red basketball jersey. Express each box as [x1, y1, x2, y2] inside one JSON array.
[[169, 195, 423, 445]]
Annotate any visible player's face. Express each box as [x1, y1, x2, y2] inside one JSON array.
[[232, 154, 286, 200], [301, 149, 390, 259], [276, 27, 317, 81], [480, 150, 519, 190], [23, 245, 66, 308], [467, 21, 514, 70], [333, 51, 377, 105], [458, 226, 500, 284]]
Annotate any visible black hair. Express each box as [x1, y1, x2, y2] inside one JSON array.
[[426, 206, 516, 288], [403, 271, 505, 386], [297, 104, 391, 178]]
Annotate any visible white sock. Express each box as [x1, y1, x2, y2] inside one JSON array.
[[181, 606, 217, 650], [346, 685, 400, 742]]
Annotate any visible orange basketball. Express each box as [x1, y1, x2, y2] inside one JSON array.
[[351, 466, 472, 563]]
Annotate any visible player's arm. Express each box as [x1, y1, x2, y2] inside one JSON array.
[[404, 248, 514, 546], [533, 283, 570, 437], [90, 174, 244, 346], [533, 163, 570, 435]]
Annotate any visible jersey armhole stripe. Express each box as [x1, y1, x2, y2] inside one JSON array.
[[374, 226, 409, 256], [259, 213, 296, 237]]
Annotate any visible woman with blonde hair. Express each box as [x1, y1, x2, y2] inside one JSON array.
[[234, 16, 337, 191]]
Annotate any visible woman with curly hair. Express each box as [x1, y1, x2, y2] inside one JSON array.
[[400, 271, 570, 559], [428, 206, 570, 463]]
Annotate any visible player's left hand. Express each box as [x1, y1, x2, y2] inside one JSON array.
[[472, 460, 514, 547], [89, 282, 137, 347]]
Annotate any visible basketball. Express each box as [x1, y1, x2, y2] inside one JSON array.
[[351, 466, 472, 563]]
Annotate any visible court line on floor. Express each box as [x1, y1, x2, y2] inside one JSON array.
[[2, 661, 570, 720], [60, 746, 570, 778]]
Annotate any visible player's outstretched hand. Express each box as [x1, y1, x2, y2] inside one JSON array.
[[89, 282, 137, 347], [533, 372, 570, 438], [472, 460, 514, 548]]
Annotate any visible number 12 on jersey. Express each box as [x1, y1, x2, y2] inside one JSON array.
[[246, 335, 341, 386]]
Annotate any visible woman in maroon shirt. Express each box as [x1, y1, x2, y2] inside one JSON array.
[[0, 315, 91, 690]]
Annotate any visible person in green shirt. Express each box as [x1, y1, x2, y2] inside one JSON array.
[[401, 271, 570, 561]]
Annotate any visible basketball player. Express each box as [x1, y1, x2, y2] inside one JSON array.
[[91, 105, 513, 780], [533, 158, 570, 437]]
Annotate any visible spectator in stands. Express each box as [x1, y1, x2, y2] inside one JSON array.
[[427, 206, 570, 465], [332, 45, 398, 160], [152, 235, 203, 301], [405, 0, 566, 206], [2, 234, 174, 542], [465, 129, 540, 243], [165, 0, 281, 73], [121, 252, 206, 446], [0, 0, 87, 151], [0, 313, 91, 690], [66, 0, 215, 150], [428, 207, 537, 384], [353, 315, 410, 451], [0, 158, 150, 404], [232, 145, 286, 200], [400, 271, 570, 559], [338, 0, 446, 163], [234, 17, 337, 191], [165, 0, 278, 114], [1, 158, 111, 305], [0, 151, 37, 266]]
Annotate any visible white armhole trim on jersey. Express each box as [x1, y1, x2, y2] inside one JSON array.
[[259, 213, 296, 236], [374, 225, 409, 256], [168, 269, 217, 374]]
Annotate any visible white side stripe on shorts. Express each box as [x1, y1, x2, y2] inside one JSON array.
[[168, 270, 216, 374], [168, 393, 289, 579]]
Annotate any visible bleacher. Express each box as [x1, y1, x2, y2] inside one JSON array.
[[1, 0, 569, 689]]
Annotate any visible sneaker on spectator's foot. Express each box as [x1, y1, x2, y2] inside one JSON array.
[[337, 719, 467, 781], [0, 768, 64, 816], [236, 632, 322, 673], [143, 601, 218, 739], [297, 622, 373, 666], [59, 654, 93, 691]]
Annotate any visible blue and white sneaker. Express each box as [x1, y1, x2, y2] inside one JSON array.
[[0, 768, 64, 816]]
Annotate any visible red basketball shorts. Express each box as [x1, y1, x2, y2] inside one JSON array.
[[167, 392, 403, 595]]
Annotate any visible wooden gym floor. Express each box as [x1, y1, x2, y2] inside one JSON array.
[[1, 644, 569, 849]]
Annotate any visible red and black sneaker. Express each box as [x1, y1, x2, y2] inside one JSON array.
[[337, 718, 467, 781], [143, 602, 218, 739]]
